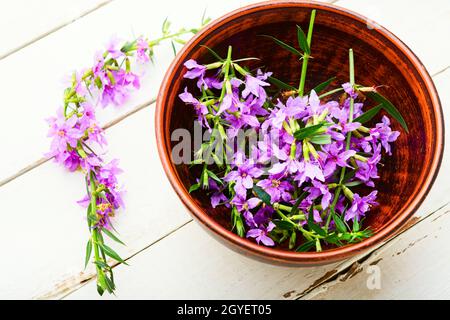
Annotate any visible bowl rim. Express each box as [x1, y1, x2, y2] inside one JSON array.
[[155, 0, 444, 264]]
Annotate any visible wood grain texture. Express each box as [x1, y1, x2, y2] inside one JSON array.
[[298, 67, 450, 300], [301, 202, 450, 299], [65, 61, 450, 300], [0, 0, 264, 299], [336, 0, 450, 76], [156, 0, 443, 265], [0, 0, 111, 59], [0, 0, 449, 299], [0, 0, 258, 184]]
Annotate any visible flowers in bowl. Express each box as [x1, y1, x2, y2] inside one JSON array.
[[180, 10, 408, 252]]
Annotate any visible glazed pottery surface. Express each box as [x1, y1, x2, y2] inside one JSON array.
[[156, 0, 444, 265]]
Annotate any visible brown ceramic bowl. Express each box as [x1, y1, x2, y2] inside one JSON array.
[[156, 0, 444, 265]]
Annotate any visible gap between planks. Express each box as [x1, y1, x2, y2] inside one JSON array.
[[3, 62, 450, 188], [37, 219, 193, 300], [295, 201, 450, 299], [2, 0, 448, 299], [0, 98, 155, 188], [57, 201, 450, 300], [0, 0, 114, 61]]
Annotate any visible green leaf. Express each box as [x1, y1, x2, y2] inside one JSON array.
[[296, 25, 310, 54], [352, 217, 360, 232], [253, 185, 271, 206], [353, 104, 383, 124], [104, 275, 116, 293], [344, 181, 363, 187], [272, 220, 295, 231], [97, 284, 105, 296], [98, 243, 128, 265], [259, 35, 302, 56], [102, 229, 126, 246], [332, 212, 347, 233], [309, 134, 331, 145], [289, 231, 297, 250], [200, 45, 224, 61], [294, 123, 329, 140], [171, 41, 177, 56], [312, 77, 336, 94], [231, 207, 245, 237], [162, 17, 171, 34], [290, 191, 308, 215], [307, 207, 326, 237], [84, 240, 92, 269], [268, 76, 296, 91], [188, 183, 201, 193], [94, 260, 109, 270], [296, 240, 316, 252], [207, 170, 223, 185], [365, 91, 409, 132]]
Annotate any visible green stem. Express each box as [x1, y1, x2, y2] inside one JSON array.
[[298, 9, 316, 96], [326, 49, 355, 228], [318, 87, 344, 99], [89, 173, 103, 279]]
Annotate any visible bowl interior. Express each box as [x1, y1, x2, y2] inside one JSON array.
[[160, 3, 439, 253]]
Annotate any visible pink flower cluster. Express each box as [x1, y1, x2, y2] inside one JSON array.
[[180, 56, 401, 249], [46, 37, 149, 229]]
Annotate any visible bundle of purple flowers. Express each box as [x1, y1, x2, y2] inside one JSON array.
[[45, 17, 207, 295], [181, 11, 406, 252]]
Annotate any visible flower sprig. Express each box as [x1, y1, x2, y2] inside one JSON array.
[[181, 10, 407, 252], [46, 18, 207, 295]]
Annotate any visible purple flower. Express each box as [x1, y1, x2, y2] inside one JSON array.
[[285, 95, 308, 119], [246, 222, 276, 246], [342, 82, 358, 99], [179, 87, 209, 128], [294, 161, 325, 187], [208, 179, 229, 208], [211, 192, 228, 208], [99, 69, 140, 107], [232, 196, 261, 226], [136, 37, 150, 63], [355, 144, 381, 187], [224, 156, 264, 197], [80, 154, 102, 172], [242, 73, 270, 99], [92, 51, 106, 83], [253, 205, 274, 226], [305, 180, 332, 210], [345, 191, 378, 221], [95, 198, 114, 229], [97, 159, 123, 186], [183, 59, 207, 89], [319, 142, 356, 177], [106, 36, 125, 59], [257, 176, 293, 203], [46, 110, 84, 156], [367, 116, 400, 155], [74, 70, 88, 96], [57, 150, 82, 172]]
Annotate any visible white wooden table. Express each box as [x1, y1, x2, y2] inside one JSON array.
[[0, 0, 449, 300]]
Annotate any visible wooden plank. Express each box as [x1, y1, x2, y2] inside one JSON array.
[[0, 106, 192, 299], [296, 67, 450, 300], [0, 0, 263, 299], [1, 0, 448, 299], [65, 220, 343, 300], [0, 0, 258, 184], [301, 202, 450, 299], [0, 0, 111, 59], [1, 0, 449, 185], [62, 66, 450, 299], [337, 0, 450, 75]]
